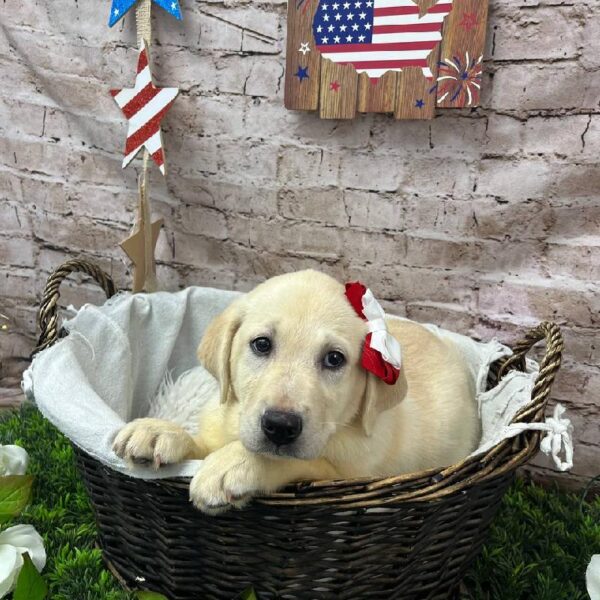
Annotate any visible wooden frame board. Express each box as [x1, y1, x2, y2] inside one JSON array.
[[284, 0, 489, 120]]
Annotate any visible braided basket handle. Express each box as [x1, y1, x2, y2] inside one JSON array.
[[498, 321, 564, 423], [35, 259, 116, 355], [33, 261, 563, 424]]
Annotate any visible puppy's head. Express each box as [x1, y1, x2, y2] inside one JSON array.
[[198, 270, 406, 460]]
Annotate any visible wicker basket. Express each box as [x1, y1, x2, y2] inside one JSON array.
[[35, 259, 564, 600]]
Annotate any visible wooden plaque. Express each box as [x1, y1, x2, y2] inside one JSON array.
[[284, 0, 489, 119]]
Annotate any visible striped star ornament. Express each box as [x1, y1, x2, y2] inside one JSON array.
[[110, 40, 179, 175]]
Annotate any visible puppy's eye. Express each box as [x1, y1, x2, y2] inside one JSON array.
[[323, 351, 346, 370], [251, 336, 272, 356]]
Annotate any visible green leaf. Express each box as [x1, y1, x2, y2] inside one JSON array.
[[135, 592, 169, 600], [240, 587, 258, 600], [0, 475, 34, 522], [13, 552, 47, 600]]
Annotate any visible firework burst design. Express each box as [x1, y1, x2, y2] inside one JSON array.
[[429, 52, 483, 107]]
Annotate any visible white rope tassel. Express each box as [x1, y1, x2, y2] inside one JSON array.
[[538, 404, 574, 471], [504, 403, 574, 472]]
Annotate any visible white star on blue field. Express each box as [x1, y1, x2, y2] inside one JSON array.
[[313, 0, 374, 47], [109, 0, 182, 27]]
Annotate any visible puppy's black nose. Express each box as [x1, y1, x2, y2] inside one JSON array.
[[261, 410, 303, 446]]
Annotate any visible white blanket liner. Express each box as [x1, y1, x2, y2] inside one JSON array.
[[22, 287, 573, 480]]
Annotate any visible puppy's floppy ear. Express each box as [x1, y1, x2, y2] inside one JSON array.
[[197, 298, 244, 405], [359, 370, 407, 436]]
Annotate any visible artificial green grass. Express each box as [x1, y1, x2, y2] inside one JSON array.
[[1, 404, 598, 599], [1, 405, 132, 600]]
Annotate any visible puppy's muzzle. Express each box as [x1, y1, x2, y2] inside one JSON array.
[[261, 410, 303, 446]]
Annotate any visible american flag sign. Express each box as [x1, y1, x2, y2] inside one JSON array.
[[110, 40, 179, 175], [313, 0, 454, 80]]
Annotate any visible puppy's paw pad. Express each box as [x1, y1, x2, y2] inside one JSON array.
[[189, 483, 231, 514], [113, 419, 193, 467], [189, 447, 259, 515]]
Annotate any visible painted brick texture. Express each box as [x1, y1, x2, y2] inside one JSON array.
[[0, 0, 598, 488]]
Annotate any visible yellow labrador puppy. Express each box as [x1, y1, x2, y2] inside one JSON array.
[[113, 270, 480, 514]]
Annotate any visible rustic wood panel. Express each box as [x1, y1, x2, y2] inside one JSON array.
[[284, 0, 489, 118], [284, 0, 321, 110], [394, 43, 441, 120], [435, 0, 489, 108], [319, 59, 359, 119], [357, 71, 397, 114], [395, 68, 433, 119]]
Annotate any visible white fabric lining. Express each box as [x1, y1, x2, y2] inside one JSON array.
[[23, 286, 573, 479]]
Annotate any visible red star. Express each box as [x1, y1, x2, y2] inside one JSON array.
[[459, 12, 478, 31], [330, 80, 341, 92]]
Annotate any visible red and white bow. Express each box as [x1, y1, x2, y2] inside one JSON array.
[[345, 282, 401, 385]]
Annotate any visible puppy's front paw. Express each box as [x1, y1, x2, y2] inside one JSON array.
[[189, 442, 262, 515], [113, 418, 197, 468]]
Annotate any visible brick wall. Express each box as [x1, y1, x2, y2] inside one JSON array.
[[1, 0, 598, 488]]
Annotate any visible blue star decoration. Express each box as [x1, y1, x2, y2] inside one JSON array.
[[295, 66, 309, 82], [415, 99, 425, 109], [109, 0, 182, 27]]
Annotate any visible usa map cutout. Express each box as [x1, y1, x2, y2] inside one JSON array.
[[313, 0, 453, 80], [285, 0, 488, 119]]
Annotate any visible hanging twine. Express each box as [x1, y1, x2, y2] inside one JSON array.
[[138, 151, 159, 291], [136, 0, 152, 46], [134, 0, 158, 292]]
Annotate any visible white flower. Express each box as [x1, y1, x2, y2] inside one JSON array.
[[588, 555, 600, 600], [0, 445, 29, 476], [0, 525, 46, 598]]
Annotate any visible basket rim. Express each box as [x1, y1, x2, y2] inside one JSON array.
[[37, 258, 564, 508]]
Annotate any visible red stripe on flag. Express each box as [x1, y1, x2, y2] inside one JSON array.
[[373, 23, 445, 34], [428, 2, 454, 13], [124, 102, 174, 155], [374, 5, 418, 16], [317, 41, 438, 53], [110, 89, 121, 97], [374, 2, 452, 17], [335, 59, 428, 69], [121, 82, 161, 120]]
